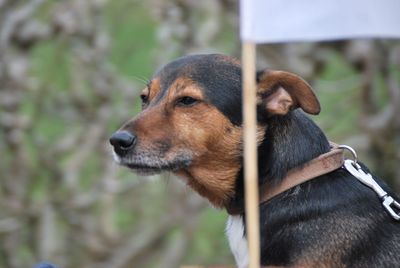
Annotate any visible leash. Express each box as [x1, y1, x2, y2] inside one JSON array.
[[226, 142, 400, 221]]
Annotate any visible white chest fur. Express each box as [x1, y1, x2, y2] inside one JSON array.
[[226, 215, 249, 268]]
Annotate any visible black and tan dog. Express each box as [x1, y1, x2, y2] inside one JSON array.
[[110, 54, 400, 267]]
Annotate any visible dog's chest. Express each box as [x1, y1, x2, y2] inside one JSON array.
[[226, 215, 248, 268]]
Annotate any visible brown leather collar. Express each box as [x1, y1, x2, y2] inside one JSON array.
[[226, 143, 345, 215]]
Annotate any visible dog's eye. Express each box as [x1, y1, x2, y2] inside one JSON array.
[[140, 94, 149, 103], [176, 96, 199, 107], [140, 94, 149, 109]]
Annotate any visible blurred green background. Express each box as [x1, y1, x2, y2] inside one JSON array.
[[0, 0, 399, 267]]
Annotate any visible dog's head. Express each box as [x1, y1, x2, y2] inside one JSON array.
[[110, 54, 320, 207]]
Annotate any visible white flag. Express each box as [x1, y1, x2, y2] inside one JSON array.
[[241, 0, 400, 43]]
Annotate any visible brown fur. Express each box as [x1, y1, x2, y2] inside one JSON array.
[[146, 77, 161, 101], [123, 76, 245, 207]]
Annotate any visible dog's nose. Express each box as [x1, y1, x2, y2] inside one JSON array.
[[109, 131, 136, 154]]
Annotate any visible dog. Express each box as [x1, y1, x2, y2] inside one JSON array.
[[110, 54, 400, 267]]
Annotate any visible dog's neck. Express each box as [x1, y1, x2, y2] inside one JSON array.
[[227, 110, 330, 211], [259, 110, 330, 185]]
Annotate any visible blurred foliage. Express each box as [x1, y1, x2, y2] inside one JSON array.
[[0, 0, 399, 267], [104, 1, 157, 78]]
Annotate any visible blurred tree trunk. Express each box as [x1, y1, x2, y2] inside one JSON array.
[[0, 1, 50, 267], [353, 41, 400, 190]]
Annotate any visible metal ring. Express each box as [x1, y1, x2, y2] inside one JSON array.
[[338, 144, 358, 163]]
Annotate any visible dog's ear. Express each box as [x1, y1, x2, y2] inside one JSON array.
[[256, 70, 320, 115]]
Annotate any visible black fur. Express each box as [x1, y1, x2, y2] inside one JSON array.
[[226, 97, 400, 267], [252, 110, 400, 266], [166, 54, 400, 267], [144, 54, 400, 266]]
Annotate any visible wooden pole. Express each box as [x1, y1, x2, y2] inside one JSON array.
[[242, 41, 260, 268]]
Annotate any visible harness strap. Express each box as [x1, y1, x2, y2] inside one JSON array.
[[226, 142, 345, 215]]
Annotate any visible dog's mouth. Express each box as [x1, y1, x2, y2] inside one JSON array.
[[125, 162, 184, 176], [125, 163, 169, 176], [113, 151, 193, 176]]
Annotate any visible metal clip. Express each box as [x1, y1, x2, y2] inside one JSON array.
[[338, 145, 358, 163], [344, 159, 400, 221], [382, 196, 400, 221]]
